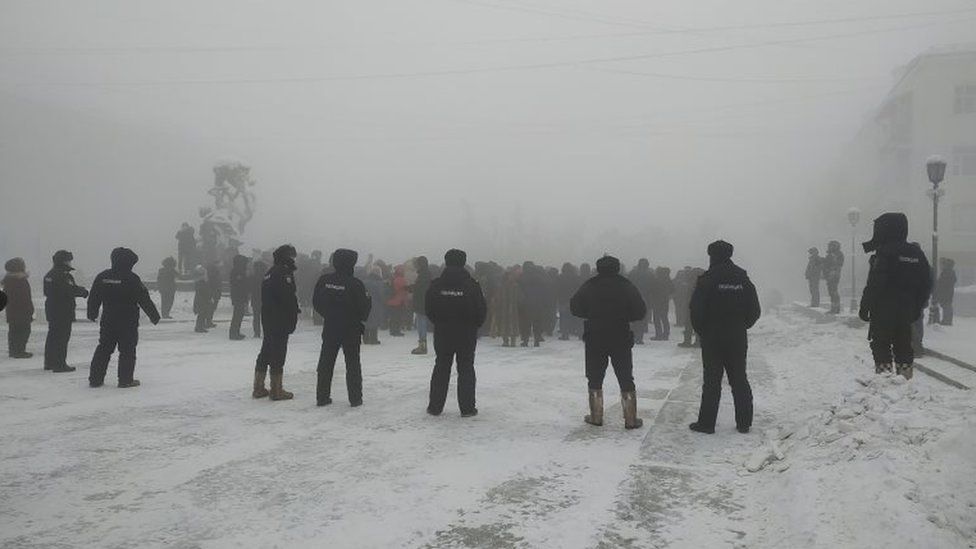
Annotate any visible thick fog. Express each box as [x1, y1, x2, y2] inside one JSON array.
[[1, 0, 973, 296]]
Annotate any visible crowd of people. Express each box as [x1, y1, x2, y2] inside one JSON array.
[[0, 211, 941, 433]]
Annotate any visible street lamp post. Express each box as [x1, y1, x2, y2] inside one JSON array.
[[848, 207, 860, 313], [926, 155, 947, 323]]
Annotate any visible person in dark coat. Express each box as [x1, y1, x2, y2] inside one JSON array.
[[934, 257, 956, 326], [205, 262, 222, 329], [652, 266, 674, 340], [822, 240, 845, 314], [228, 254, 250, 340], [87, 248, 160, 388], [425, 249, 487, 417], [313, 249, 371, 407], [176, 222, 197, 275], [250, 260, 266, 338], [673, 266, 694, 347], [805, 248, 822, 308], [859, 213, 932, 379], [3, 257, 35, 359], [626, 259, 654, 345], [688, 241, 761, 434], [253, 245, 300, 401], [517, 262, 547, 347], [43, 250, 89, 372], [192, 266, 211, 333], [157, 257, 178, 319], [570, 255, 647, 430], [410, 256, 432, 355]]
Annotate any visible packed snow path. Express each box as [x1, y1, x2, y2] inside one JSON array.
[[1, 307, 973, 548]]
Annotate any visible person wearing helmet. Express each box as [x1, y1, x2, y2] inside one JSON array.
[[252, 244, 300, 401], [3, 257, 34, 359], [43, 250, 89, 372], [87, 247, 161, 388]]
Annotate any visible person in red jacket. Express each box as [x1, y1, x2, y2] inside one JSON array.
[[3, 258, 34, 358], [386, 265, 409, 337]]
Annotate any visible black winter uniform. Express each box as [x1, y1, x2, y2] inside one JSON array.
[[425, 261, 487, 415], [43, 254, 89, 369], [87, 248, 160, 386], [313, 249, 371, 405], [859, 213, 931, 365], [256, 251, 300, 376], [229, 255, 250, 339], [570, 256, 646, 392], [689, 248, 761, 431]]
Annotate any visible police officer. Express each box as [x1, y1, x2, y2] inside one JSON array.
[[859, 213, 931, 379], [252, 245, 300, 401], [43, 250, 89, 372], [689, 240, 761, 434], [425, 249, 487, 418], [87, 247, 161, 388], [570, 255, 647, 430], [228, 254, 250, 340], [313, 248, 371, 407]]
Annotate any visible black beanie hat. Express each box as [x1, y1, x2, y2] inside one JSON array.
[[444, 249, 467, 268]]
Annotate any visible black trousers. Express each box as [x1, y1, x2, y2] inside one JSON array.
[[251, 299, 262, 337], [45, 318, 72, 368], [317, 332, 363, 404], [90, 324, 139, 385], [808, 279, 820, 307], [195, 313, 208, 332], [584, 332, 636, 392], [696, 334, 753, 430], [518, 307, 543, 343], [229, 302, 246, 338], [160, 289, 175, 318], [428, 328, 478, 414], [871, 320, 913, 364], [826, 278, 840, 311], [7, 322, 31, 356], [939, 302, 954, 325], [653, 303, 670, 339], [255, 333, 289, 374]]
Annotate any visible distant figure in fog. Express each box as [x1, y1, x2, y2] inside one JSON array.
[[673, 266, 694, 348], [176, 222, 196, 275], [157, 257, 178, 319], [425, 249, 487, 418], [557, 263, 580, 341], [362, 266, 387, 345], [859, 214, 931, 379], [205, 262, 222, 329], [652, 266, 674, 341], [492, 266, 521, 347], [822, 241, 844, 314], [571, 255, 647, 430], [252, 245, 300, 401], [410, 256, 432, 355], [44, 250, 89, 372], [87, 248, 160, 388], [192, 266, 211, 333], [3, 258, 34, 359], [627, 259, 654, 345], [934, 257, 956, 326], [805, 247, 822, 308], [689, 241, 760, 435], [387, 265, 408, 337], [229, 254, 250, 340], [518, 262, 547, 347]]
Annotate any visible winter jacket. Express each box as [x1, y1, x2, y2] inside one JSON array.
[[557, 264, 580, 309], [518, 264, 548, 312], [411, 258, 432, 315], [261, 263, 300, 336], [822, 250, 844, 283], [425, 266, 487, 331], [934, 266, 957, 306], [491, 271, 521, 338], [157, 264, 178, 294], [87, 248, 160, 328], [229, 255, 250, 306], [44, 264, 88, 322], [570, 256, 646, 337], [805, 256, 822, 281], [859, 213, 931, 324], [2, 269, 34, 325], [193, 279, 211, 315], [387, 269, 409, 308], [312, 249, 371, 337], [363, 273, 388, 330], [653, 267, 674, 308], [176, 227, 196, 252], [689, 260, 760, 341]]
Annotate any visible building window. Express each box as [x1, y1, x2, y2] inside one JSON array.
[[955, 84, 976, 114], [951, 146, 976, 176], [952, 203, 976, 233]]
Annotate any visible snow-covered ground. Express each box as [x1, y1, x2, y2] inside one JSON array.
[[1, 299, 974, 548]]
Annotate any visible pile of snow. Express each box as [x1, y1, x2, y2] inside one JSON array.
[[745, 373, 976, 546]]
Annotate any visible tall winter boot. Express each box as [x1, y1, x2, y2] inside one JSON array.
[[875, 362, 893, 374], [252, 367, 269, 399], [269, 370, 294, 401], [622, 391, 643, 429], [895, 363, 914, 380], [411, 339, 428, 355], [584, 389, 603, 426]]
